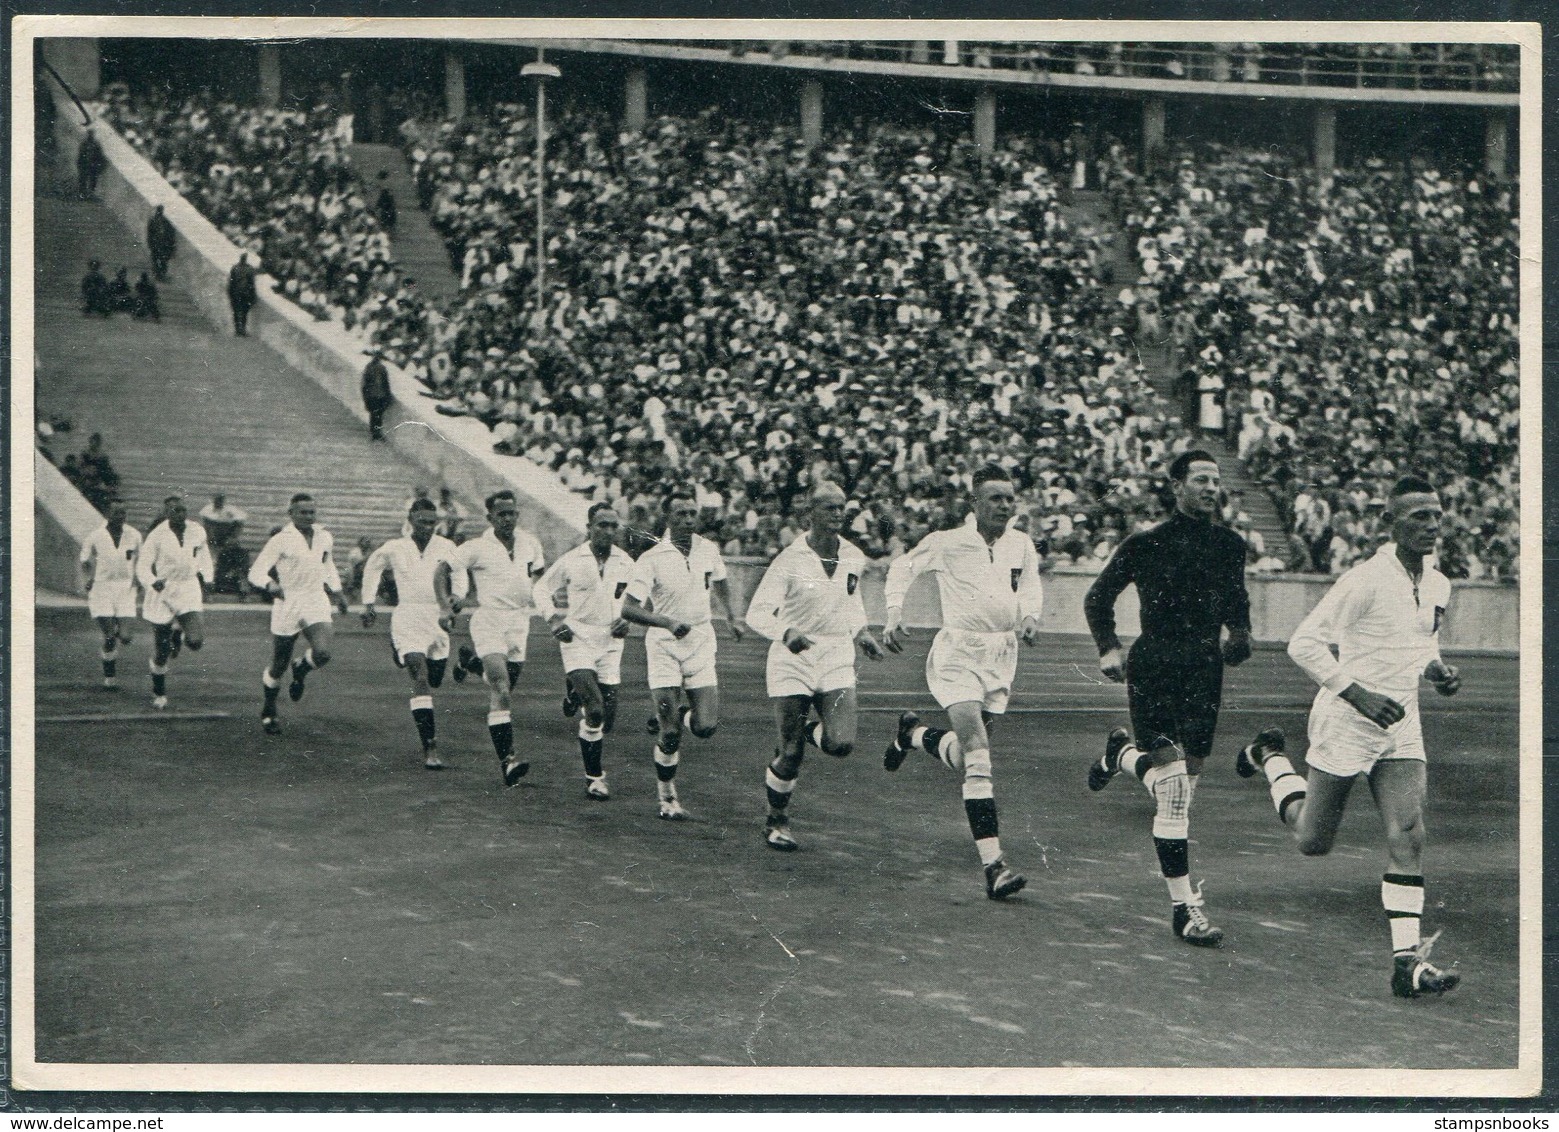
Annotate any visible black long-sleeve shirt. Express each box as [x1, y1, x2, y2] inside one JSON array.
[[1084, 511, 1252, 656]]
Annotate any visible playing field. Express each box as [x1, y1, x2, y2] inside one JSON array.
[[26, 606, 1520, 1073]]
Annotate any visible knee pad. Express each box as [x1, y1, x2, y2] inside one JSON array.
[[1150, 761, 1190, 839], [960, 748, 994, 800]]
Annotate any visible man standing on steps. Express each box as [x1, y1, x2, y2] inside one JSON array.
[[76, 128, 105, 199], [1239, 477, 1463, 1000], [361, 498, 463, 769], [227, 252, 258, 337], [361, 348, 393, 442], [146, 204, 176, 280], [1083, 448, 1274, 949], [79, 497, 142, 691], [249, 494, 349, 734], [880, 464, 1044, 902], [137, 494, 212, 710]]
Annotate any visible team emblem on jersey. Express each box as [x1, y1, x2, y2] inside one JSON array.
[[1010, 568, 1022, 592], [321, 549, 329, 562], [847, 573, 858, 595], [704, 571, 713, 590], [615, 581, 628, 599], [1433, 606, 1445, 633], [126, 549, 135, 559]]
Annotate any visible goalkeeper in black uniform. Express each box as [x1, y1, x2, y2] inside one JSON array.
[[1083, 449, 1284, 948]]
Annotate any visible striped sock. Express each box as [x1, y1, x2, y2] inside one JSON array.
[[1382, 873, 1425, 955], [578, 719, 605, 778], [410, 695, 436, 750], [916, 727, 963, 770], [1260, 754, 1308, 826], [261, 667, 281, 716], [765, 756, 798, 814], [487, 709, 513, 760]]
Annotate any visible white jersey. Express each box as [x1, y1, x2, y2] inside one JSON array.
[[451, 527, 546, 611], [537, 541, 637, 629], [247, 523, 343, 601], [137, 520, 212, 589], [627, 533, 727, 628], [362, 534, 465, 607], [884, 515, 1043, 633], [746, 534, 869, 642], [1288, 543, 1452, 706], [80, 523, 142, 587]]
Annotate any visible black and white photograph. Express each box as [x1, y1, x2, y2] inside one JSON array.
[[10, 17, 1540, 1101]]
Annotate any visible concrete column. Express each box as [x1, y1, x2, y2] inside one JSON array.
[[800, 79, 823, 145], [1484, 112, 1509, 179], [40, 38, 101, 99], [943, 40, 960, 66], [973, 88, 996, 151], [910, 41, 930, 64], [257, 44, 281, 109], [443, 50, 466, 122], [1313, 104, 1337, 175], [1141, 96, 1165, 171], [624, 67, 647, 134]]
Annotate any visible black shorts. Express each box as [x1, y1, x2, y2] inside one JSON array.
[[1125, 639, 1224, 761]]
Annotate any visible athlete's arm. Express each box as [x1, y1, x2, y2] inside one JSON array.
[[742, 561, 790, 645], [79, 537, 97, 592], [246, 533, 283, 594], [192, 528, 213, 589], [1017, 537, 1045, 647], [536, 558, 574, 642], [882, 533, 942, 653], [1084, 537, 1135, 681], [1221, 534, 1254, 666], [620, 593, 686, 637], [135, 530, 161, 591], [359, 545, 390, 627], [711, 577, 745, 640], [1288, 570, 1403, 727]]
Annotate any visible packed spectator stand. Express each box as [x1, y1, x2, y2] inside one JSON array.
[[92, 65, 1518, 581]]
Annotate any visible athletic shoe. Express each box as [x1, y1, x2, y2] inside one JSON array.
[[103, 677, 119, 691], [563, 684, 579, 718], [984, 859, 1026, 900], [150, 695, 168, 710], [1392, 932, 1460, 998], [424, 746, 445, 771], [287, 659, 308, 702], [261, 716, 281, 735], [1172, 901, 1225, 948], [884, 710, 920, 771], [764, 815, 799, 852], [1236, 727, 1287, 779], [501, 756, 529, 787], [1089, 727, 1132, 792], [658, 794, 688, 821], [585, 776, 610, 801]]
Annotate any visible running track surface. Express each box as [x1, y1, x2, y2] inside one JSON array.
[[27, 608, 1521, 1075]]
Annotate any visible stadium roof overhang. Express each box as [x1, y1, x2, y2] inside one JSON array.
[[480, 37, 1519, 109]]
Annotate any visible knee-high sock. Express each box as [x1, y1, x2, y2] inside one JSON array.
[[149, 657, 167, 697], [911, 726, 963, 771], [1260, 753, 1307, 826], [1145, 760, 1194, 904], [101, 639, 118, 679], [410, 695, 436, 750], [1382, 873, 1425, 955], [654, 729, 680, 795], [294, 649, 316, 677], [261, 667, 281, 717], [579, 719, 605, 778], [961, 748, 1002, 866], [488, 709, 513, 761], [766, 752, 799, 815], [1120, 742, 1151, 783]]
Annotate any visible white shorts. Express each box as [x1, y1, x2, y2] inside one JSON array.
[[925, 628, 1018, 714], [1303, 691, 1426, 778], [766, 634, 857, 699], [271, 591, 333, 638], [469, 607, 531, 663], [88, 580, 137, 621], [646, 622, 718, 690], [142, 580, 203, 625], [559, 623, 625, 685], [391, 603, 450, 662]]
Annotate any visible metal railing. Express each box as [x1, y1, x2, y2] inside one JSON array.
[[659, 40, 1519, 94]]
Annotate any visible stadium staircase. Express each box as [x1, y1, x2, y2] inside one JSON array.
[[35, 188, 430, 559], [346, 143, 463, 307], [1066, 188, 1289, 552]]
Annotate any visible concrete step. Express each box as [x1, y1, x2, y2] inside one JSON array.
[[346, 142, 463, 308], [35, 189, 437, 557]]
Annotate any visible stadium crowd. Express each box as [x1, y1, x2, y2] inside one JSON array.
[[1114, 141, 1519, 580], [92, 83, 1518, 580]]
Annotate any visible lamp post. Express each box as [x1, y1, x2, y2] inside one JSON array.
[[521, 51, 561, 330]]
